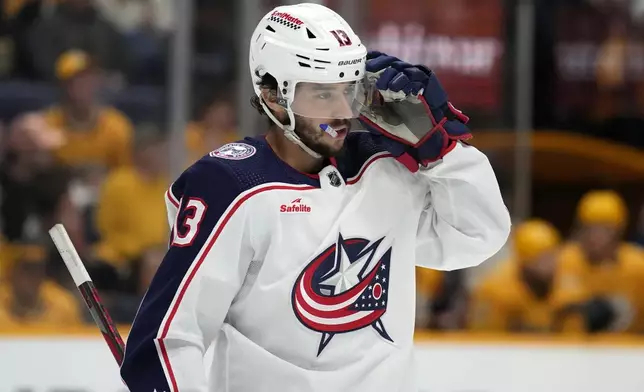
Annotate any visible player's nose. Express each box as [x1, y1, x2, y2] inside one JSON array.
[[331, 95, 355, 119]]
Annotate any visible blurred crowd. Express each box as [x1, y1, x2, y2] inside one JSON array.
[[417, 191, 644, 333], [0, 0, 642, 338], [0, 0, 240, 326], [0, 0, 172, 83], [0, 49, 239, 325]]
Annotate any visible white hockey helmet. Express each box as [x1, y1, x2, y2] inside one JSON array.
[[249, 3, 368, 157]]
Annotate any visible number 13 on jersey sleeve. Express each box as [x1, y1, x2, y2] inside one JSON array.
[[171, 197, 208, 247]]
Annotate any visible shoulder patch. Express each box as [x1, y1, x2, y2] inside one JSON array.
[[210, 142, 257, 160]]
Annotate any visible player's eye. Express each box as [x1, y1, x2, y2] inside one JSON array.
[[317, 92, 332, 100]]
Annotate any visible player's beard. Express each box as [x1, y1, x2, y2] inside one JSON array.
[[293, 115, 350, 158]]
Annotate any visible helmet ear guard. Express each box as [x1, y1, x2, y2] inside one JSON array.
[[262, 88, 280, 105]]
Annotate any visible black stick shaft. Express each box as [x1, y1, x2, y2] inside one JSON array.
[[78, 281, 126, 365]]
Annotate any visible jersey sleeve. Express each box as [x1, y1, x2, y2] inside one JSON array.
[[164, 180, 182, 229], [120, 159, 254, 392], [414, 142, 511, 270]]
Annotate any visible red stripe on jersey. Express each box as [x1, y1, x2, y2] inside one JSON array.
[[346, 153, 393, 185], [166, 188, 180, 208], [157, 183, 316, 392], [293, 277, 358, 319], [294, 306, 386, 333]]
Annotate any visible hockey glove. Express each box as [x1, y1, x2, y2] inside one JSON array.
[[358, 51, 472, 165]]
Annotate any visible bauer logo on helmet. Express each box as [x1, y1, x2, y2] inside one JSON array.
[[338, 58, 364, 67]]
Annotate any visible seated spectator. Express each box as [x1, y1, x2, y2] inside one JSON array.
[[93, 0, 172, 84], [469, 219, 587, 333], [106, 246, 165, 323], [0, 112, 85, 280], [415, 267, 443, 328], [43, 50, 133, 170], [0, 244, 82, 327], [428, 270, 469, 331], [416, 267, 469, 330], [27, 0, 127, 81], [93, 131, 169, 291], [5, 0, 66, 79], [186, 97, 239, 163], [558, 190, 644, 333], [192, 0, 235, 86], [138, 246, 164, 293], [93, 0, 172, 35]]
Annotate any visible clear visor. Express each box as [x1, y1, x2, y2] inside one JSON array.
[[289, 79, 379, 120]]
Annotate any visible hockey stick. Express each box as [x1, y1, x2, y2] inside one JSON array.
[[49, 223, 126, 365]]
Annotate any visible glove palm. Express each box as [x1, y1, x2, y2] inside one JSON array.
[[358, 51, 472, 166]]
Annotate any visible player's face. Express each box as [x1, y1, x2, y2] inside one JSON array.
[[291, 82, 356, 157]]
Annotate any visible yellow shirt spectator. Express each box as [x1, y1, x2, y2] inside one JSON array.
[[0, 281, 82, 328], [470, 261, 587, 333], [44, 105, 133, 169], [558, 242, 644, 332], [0, 244, 82, 328], [186, 98, 239, 163], [416, 267, 443, 299], [42, 50, 134, 169], [186, 121, 240, 163], [470, 219, 587, 333], [95, 166, 170, 268], [559, 190, 644, 332], [415, 267, 443, 327]]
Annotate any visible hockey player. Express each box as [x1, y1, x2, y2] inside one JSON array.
[[120, 3, 511, 392]]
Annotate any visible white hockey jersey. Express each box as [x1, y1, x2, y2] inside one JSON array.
[[120, 132, 511, 392]]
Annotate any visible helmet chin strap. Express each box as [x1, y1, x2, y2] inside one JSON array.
[[260, 99, 322, 159]]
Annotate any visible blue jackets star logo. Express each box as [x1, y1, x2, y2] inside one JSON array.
[[291, 233, 393, 356]]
